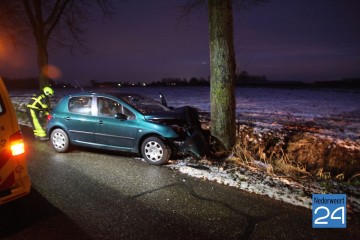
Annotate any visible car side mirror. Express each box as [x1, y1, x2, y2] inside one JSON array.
[[115, 113, 127, 121]]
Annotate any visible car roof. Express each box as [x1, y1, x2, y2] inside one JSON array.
[[67, 92, 143, 98]]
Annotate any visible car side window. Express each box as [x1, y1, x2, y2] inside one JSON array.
[[122, 106, 136, 120], [68, 97, 92, 115], [97, 97, 135, 119]]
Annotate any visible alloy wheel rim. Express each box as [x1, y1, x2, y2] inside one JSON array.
[[53, 132, 65, 149], [144, 141, 163, 162]]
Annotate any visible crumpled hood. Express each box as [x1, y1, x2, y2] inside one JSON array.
[[144, 106, 201, 129]]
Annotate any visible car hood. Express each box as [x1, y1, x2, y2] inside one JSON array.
[[143, 106, 201, 129]]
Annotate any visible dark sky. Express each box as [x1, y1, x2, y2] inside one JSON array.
[[1, 0, 359, 84]]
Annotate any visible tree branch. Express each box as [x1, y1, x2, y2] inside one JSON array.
[[44, 0, 63, 26], [21, 0, 37, 32], [45, 0, 71, 39]]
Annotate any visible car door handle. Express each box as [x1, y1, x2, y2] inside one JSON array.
[[65, 117, 71, 121], [98, 120, 104, 125]]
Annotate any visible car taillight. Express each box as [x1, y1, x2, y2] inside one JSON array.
[[47, 114, 52, 121], [10, 131, 25, 156]]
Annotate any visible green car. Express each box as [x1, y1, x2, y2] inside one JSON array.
[[46, 92, 207, 165]]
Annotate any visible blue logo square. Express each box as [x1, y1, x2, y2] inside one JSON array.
[[312, 194, 346, 228]]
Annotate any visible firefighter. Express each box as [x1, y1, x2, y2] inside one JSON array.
[[26, 86, 54, 141]]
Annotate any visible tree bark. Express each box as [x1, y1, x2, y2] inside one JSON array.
[[22, 0, 50, 89], [36, 38, 49, 89], [208, 0, 236, 151]]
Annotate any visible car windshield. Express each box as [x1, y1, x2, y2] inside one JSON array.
[[116, 94, 170, 114]]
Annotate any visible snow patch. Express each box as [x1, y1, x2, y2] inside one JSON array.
[[167, 159, 360, 212]]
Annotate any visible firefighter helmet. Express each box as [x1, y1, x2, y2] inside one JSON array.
[[43, 86, 54, 96]]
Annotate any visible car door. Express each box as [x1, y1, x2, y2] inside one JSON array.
[[65, 96, 97, 144], [95, 97, 139, 151]]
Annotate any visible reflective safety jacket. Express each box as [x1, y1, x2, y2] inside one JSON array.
[[26, 93, 49, 111]]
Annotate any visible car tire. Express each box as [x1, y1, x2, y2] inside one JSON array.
[[141, 136, 171, 165], [50, 128, 70, 153]]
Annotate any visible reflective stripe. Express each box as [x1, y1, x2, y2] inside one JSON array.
[[27, 94, 48, 110], [26, 104, 39, 110], [29, 109, 47, 137]]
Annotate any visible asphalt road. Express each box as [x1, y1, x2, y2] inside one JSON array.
[[1, 126, 359, 240]]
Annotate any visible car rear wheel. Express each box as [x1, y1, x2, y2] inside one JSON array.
[[50, 128, 70, 153], [141, 136, 171, 165]]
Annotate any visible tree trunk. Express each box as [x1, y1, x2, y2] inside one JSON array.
[[37, 40, 49, 89], [208, 0, 236, 151]]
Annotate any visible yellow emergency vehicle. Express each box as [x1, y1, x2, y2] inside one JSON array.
[[0, 77, 31, 205]]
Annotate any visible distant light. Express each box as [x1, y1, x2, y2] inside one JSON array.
[[0, 38, 9, 59], [118, 83, 122, 87]]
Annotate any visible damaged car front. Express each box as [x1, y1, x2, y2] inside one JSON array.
[[144, 106, 207, 159], [120, 94, 208, 160]]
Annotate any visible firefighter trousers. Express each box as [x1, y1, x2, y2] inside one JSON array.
[[26, 108, 47, 137]]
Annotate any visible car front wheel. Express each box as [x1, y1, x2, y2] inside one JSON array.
[[50, 128, 70, 153], [141, 136, 171, 165]]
